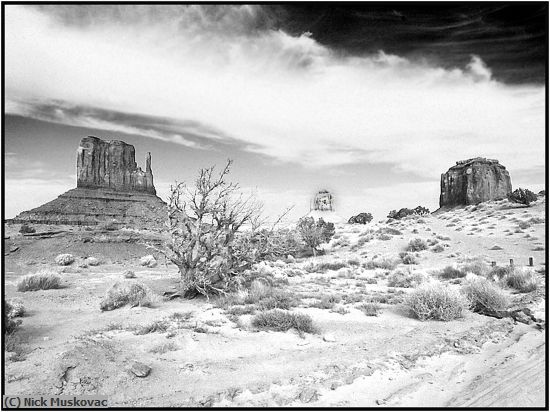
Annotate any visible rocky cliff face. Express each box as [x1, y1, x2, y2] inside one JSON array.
[[440, 157, 512, 207], [77, 136, 155, 195]]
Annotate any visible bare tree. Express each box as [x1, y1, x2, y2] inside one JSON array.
[[159, 160, 263, 297]]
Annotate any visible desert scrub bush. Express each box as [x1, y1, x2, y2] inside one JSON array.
[[149, 341, 179, 354], [312, 294, 341, 309], [348, 212, 373, 224], [86, 257, 100, 266], [297, 217, 335, 256], [405, 284, 469, 321], [502, 267, 538, 293], [378, 234, 392, 241], [19, 223, 35, 234], [462, 278, 509, 314], [508, 188, 538, 206], [17, 271, 62, 292], [123, 270, 136, 279], [139, 255, 157, 268], [406, 238, 428, 252], [363, 257, 398, 270], [459, 259, 490, 277], [134, 320, 169, 335], [100, 281, 156, 311], [517, 221, 532, 230], [305, 260, 348, 273], [387, 268, 425, 288], [431, 244, 445, 253], [55, 254, 74, 266], [439, 266, 467, 280], [244, 281, 299, 310], [7, 299, 25, 318], [379, 227, 402, 236], [251, 310, 317, 334], [357, 302, 381, 316], [399, 252, 418, 265], [4, 300, 21, 334]]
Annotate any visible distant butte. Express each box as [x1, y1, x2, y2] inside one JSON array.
[[439, 157, 512, 208], [11, 136, 167, 229]]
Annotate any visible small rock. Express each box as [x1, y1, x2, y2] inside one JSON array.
[[123, 270, 136, 279], [323, 333, 336, 342], [130, 361, 151, 377], [43, 337, 50, 341]]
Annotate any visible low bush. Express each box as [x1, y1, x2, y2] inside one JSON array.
[[431, 245, 445, 253], [100, 281, 156, 311], [439, 266, 466, 280], [363, 257, 398, 271], [305, 260, 348, 273], [8, 299, 25, 318], [149, 342, 179, 354], [357, 302, 381, 316], [406, 238, 428, 252], [4, 300, 21, 334], [139, 255, 157, 268], [134, 320, 169, 335], [405, 284, 469, 321], [123, 270, 136, 279], [55, 254, 74, 266], [311, 294, 341, 309], [297, 217, 335, 256], [378, 234, 392, 241], [399, 252, 418, 265], [462, 278, 509, 314], [86, 257, 100, 266], [503, 267, 538, 293], [387, 268, 425, 288], [460, 259, 490, 277], [348, 212, 373, 224], [17, 271, 62, 292], [508, 188, 538, 206], [251, 310, 317, 334], [19, 224, 35, 234]]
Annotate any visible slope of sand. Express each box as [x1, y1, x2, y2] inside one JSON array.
[[3, 197, 546, 407]]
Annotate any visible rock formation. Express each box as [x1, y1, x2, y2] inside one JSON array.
[[439, 157, 512, 207], [312, 190, 334, 211], [77, 136, 155, 194], [11, 136, 167, 229]]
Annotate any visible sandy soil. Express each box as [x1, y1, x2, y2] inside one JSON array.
[[3, 197, 546, 407]]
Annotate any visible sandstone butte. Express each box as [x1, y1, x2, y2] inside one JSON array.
[[11, 136, 167, 229], [439, 157, 512, 208]]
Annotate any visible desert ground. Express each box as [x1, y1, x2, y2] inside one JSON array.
[[3, 197, 546, 407]]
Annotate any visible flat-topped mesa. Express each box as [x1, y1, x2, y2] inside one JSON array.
[[440, 157, 512, 207], [77, 136, 155, 195]]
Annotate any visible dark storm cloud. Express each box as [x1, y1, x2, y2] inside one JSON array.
[[274, 4, 547, 84]]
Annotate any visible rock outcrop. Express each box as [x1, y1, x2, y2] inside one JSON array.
[[77, 136, 155, 194], [11, 136, 167, 229], [440, 157, 512, 207]]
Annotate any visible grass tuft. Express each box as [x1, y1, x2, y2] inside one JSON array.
[[17, 271, 62, 292], [251, 310, 317, 334], [405, 284, 469, 321]]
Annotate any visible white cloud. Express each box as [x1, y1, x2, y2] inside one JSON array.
[[4, 5, 545, 181]]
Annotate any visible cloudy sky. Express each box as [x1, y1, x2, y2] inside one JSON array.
[[4, 4, 547, 221]]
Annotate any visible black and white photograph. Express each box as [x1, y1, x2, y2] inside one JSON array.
[[2, 3, 547, 408]]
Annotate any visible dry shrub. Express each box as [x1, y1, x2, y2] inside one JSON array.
[[387, 268, 425, 288], [100, 281, 156, 311], [503, 267, 538, 293], [19, 224, 35, 234], [405, 284, 469, 321], [55, 254, 74, 266], [305, 260, 348, 273], [431, 244, 445, 253], [86, 257, 100, 266], [251, 310, 317, 334], [357, 302, 381, 316], [439, 266, 467, 280], [149, 341, 179, 354], [312, 294, 341, 309], [406, 238, 428, 252], [17, 271, 62, 292], [139, 255, 157, 268], [459, 258, 490, 277], [462, 278, 509, 313], [399, 252, 418, 265], [134, 320, 169, 335], [363, 257, 398, 270]]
